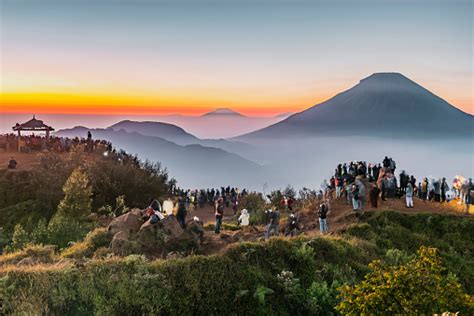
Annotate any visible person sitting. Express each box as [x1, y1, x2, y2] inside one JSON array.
[[7, 157, 17, 169], [238, 209, 250, 227]]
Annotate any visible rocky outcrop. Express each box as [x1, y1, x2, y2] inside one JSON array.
[[107, 208, 143, 237], [108, 211, 204, 257]]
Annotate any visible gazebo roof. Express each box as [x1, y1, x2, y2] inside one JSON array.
[[12, 115, 55, 132]]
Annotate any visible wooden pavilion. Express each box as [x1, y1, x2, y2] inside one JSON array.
[[12, 115, 54, 152]]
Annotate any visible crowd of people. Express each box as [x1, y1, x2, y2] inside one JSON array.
[[0, 132, 110, 155]]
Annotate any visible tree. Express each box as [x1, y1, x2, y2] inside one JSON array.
[[337, 246, 474, 314], [48, 168, 93, 248], [9, 224, 29, 252]]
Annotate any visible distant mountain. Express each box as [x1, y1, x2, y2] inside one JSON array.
[[202, 108, 246, 117], [108, 120, 260, 162], [274, 112, 294, 119], [236, 73, 473, 141], [54, 127, 262, 188], [110, 120, 199, 145]]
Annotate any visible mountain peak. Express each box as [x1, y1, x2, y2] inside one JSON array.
[[202, 108, 245, 117]]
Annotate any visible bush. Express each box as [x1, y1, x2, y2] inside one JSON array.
[[61, 228, 111, 259], [0, 244, 56, 267], [337, 246, 474, 314]]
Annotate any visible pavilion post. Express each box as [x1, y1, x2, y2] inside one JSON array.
[[17, 130, 21, 152]]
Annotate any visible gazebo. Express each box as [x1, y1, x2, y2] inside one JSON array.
[[12, 115, 54, 152]]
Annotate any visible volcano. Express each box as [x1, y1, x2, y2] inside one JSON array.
[[236, 73, 473, 141]]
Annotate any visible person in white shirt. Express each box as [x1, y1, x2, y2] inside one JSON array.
[[238, 209, 250, 227]]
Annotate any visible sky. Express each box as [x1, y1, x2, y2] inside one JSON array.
[[0, 0, 472, 117]]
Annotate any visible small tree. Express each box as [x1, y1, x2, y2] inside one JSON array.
[[57, 168, 92, 219], [48, 168, 93, 248], [31, 218, 49, 245], [337, 246, 474, 314], [9, 224, 29, 252]]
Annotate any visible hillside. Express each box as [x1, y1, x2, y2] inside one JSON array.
[[236, 73, 474, 141], [109, 120, 260, 161], [54, 127, 263, 188]]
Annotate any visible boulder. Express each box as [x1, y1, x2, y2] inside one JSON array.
[[107, 208, 143, 237], [110, 231, 134, 255], [136, 215, 203, 255]]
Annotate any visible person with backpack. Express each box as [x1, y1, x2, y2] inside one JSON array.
[[214, 197, 224, 234], [264, 208, 280, 240], [319, 203, 328, 233], [176, 197, 187, 229]]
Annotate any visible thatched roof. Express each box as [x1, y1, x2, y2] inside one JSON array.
[[12, 116, 54, 132]]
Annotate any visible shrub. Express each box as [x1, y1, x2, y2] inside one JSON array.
[[337, 246, 474, 314], [0, 244, 56, 266], [61, 228, 111, 259]]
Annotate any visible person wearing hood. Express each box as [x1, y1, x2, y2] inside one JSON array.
[[406, 182, 414, 208], [162, 197, 174, 216], [238, 209, 250, 227]]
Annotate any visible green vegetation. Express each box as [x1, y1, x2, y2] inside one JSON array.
[[343, 211, 474, 292], [0, 150, 171, 253], [337, 246, 474, 314]]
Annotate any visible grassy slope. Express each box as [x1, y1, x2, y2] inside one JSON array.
[[0, 210, 473, 315]]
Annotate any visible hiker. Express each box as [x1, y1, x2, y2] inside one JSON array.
[[238, 209, 250, 227], [356, 180, 365, 209], [421, 178, 429, 201], [176, 197, 187, 229], [265, 208, 280, 239], [351, 184, 359, 211], [285, 213, 299, 237], [433, 179, 441, 202], [214, 197, 224, 234], [441, 178, 450, 203], [465, 178, 473, 213], [369, 184, 381, 208], [335, 176, 343, 198], [7, 156, 17, 169], [344, 180, 352, 205], [318, 203, 328, 233], [399, 171, 408, 193], [406, 182, 414, 208]]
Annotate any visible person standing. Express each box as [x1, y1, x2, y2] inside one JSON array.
[[214, 197, 224, 234], [319, 203, 328, 233], [421, 178, 429, 201], [351, 184, 359, 211], [357, 180, 365, 209], [369, 184, 381, 208], [406, 182, 414, 208], [441, 178, 449, 203], [176, 197, 187, 229], [264, 209, 280, 239]]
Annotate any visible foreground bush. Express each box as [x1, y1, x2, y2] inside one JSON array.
[[0, 236, 368, 315], [60, 228, 111, 259], [337, 246, 474, 314]]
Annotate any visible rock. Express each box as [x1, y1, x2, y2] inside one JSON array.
[[110, 231, 134, 255], [136, 215, 204, 255], [107, 209, 143, 237]]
